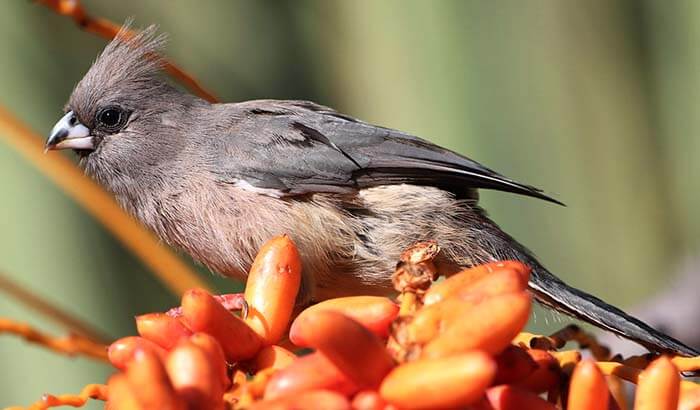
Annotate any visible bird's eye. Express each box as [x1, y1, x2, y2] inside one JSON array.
[[97, 106, 127, 131]]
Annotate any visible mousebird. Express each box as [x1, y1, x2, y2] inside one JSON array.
[[45, 26, 697, 356]]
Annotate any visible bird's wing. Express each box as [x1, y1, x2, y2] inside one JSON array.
[[211, 100, 562, 204]]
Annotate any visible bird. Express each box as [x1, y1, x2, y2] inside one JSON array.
[[46, 25, 697, 357]]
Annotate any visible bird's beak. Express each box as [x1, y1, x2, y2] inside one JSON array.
[[45, 111, 94, 152]]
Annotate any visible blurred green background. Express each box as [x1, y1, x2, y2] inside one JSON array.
[[1, 0, 699, 407]]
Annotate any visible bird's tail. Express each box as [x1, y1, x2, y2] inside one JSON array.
[[468, 209, 697, 356], [528, 265, 699, 357]]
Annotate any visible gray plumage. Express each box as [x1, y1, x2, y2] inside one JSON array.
[[48, 26, 697, 356]]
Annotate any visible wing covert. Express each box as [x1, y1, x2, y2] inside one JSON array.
[[210, 100, 562, 205]]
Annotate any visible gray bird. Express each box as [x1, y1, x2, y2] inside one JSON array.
[[46, 26, 697, 356]]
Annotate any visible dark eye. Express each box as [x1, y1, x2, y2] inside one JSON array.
[[97, 106, 127, 131]]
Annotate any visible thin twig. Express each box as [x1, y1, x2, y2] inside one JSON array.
[[0, 317, 109, 362], [548, 324, 611, 360], [4, 383, 108, 410], [597, 361, 698, 392], [0, 272, 110, 344], [551, 349, 581, 374], [622, 353, 700, 373], [36, 0, 219, 103], [0, 105, 211, 295], [513, 332, 563, 350]]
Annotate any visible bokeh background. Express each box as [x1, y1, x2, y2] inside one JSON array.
[[1, 1, 699, 407]]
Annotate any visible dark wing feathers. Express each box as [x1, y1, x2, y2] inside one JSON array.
[[213, 100, 562, 204]]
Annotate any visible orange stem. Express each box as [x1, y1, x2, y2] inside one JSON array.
[[36, 0, 219, 103], [20, 384, 107, 410], [597, 361, 699, 392], [0, 317, 108, 362], [0, 272, 110, 343]]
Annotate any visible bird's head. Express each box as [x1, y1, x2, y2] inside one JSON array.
[[46, 25, 199, 172]]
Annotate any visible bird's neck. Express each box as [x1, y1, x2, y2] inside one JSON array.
[[81, 155, 166, 224]]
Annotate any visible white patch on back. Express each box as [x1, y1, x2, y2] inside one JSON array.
[[161, 116, 177, 127], [232, 179, 285, 198]]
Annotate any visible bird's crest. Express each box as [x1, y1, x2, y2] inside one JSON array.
[[99, 22, 167, 78], [69, 23, 169, 118]]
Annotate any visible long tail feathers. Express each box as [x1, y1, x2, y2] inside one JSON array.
[[529, 267, 699, 357]]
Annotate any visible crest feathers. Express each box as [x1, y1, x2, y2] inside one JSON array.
[[99, 22, 168, 80], [70, 22, 171, 115]]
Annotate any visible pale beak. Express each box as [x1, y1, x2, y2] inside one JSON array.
[[45, 111, 94, 152]]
